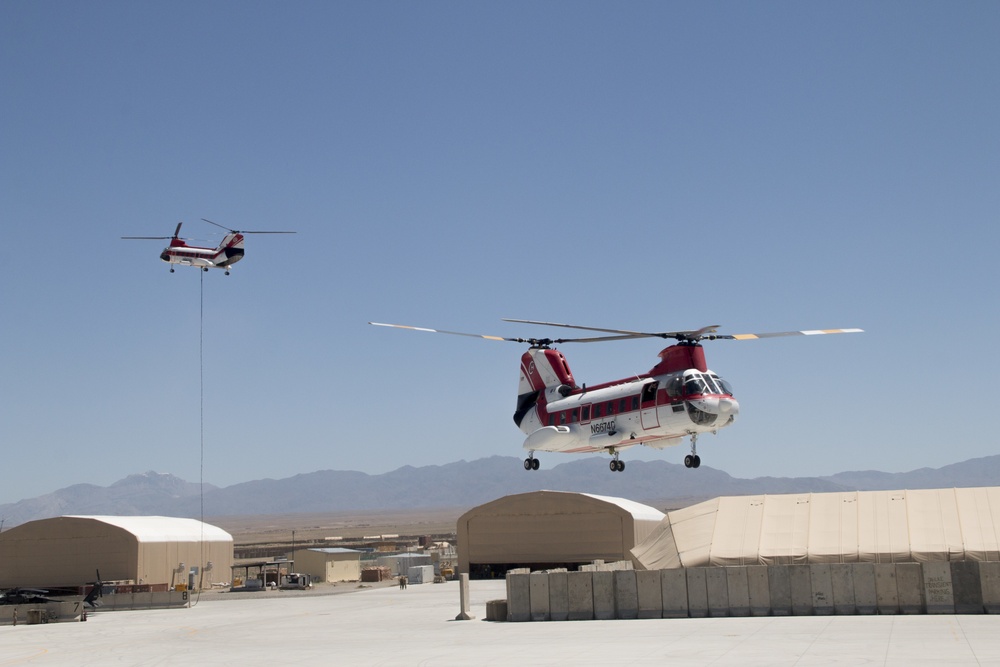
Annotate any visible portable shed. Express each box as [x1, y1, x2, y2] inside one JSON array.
[[291, 548, 363, 583], [0, 515, 233, 589], [457, 491, 664, 576], [631, 487, 1000, 569]]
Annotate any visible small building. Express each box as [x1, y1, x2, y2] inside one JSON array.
[[0, 515, 233, 589], [377, 552, 432, 576], [290, 548, 363, 583], [457, 491, 665, 577]]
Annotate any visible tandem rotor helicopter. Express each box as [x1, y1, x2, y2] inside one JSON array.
[[370, 319, 862, 473], [122, 219, 295, 274]]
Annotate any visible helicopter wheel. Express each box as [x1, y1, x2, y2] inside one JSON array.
[[684, 454, 702, 469], [169, 268, 175, 273], [524, 456, 539, 471], [225, 270, 230, 276]]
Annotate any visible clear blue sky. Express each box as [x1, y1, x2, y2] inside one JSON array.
[[2, 1, 998, 505]]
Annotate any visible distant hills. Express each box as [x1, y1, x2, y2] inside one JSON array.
[[1, 455, 999, 528]]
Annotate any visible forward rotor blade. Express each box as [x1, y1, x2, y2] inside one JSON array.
[[716, 328, 864, 340], [201, 218, 295, 234], [121, 236, 171, 240]]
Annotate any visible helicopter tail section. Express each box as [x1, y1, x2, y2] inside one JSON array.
[[514, 348, 577, 428]]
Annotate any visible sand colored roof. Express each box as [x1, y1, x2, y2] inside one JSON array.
[[631, 487, 1000, 569]]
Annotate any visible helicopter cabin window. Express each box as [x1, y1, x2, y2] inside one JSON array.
[[559, 412, 567, 425], [548, 414, 555, 426], [570, 408, 579, 423], [581, 406, 590, 421], [593, 403, 602, 418], [606, 401, 615, 415], [619, 398, 628, 413], [642, 382, 658, 403], [631, 395, 639, 410]]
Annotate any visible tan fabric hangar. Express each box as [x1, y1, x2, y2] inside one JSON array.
[[0, 515, 234, 589], [631, 487, 1000, 570], [457, 491, 665, 577]]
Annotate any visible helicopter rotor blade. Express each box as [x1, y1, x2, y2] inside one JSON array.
[[369, 322, 655, 346], [121, 236, 172, 240], [201, 218, 295, 234], [713, 328, 864, 340], [502, 318, 720, 341]]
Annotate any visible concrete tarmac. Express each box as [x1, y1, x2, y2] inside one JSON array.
[[4, 580, 1000, 666]]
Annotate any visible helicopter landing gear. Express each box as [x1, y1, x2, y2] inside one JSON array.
[[684, 434, 701, 469], [225, 270, 230, 275], [169, 268, 175, 273], [203, 267, 209, 272], [608, 448, 625, 472], [523, 454, 540, 471]]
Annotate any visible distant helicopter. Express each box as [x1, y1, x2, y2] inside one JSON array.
[[370, 319, 862, 473], [123, 219, 295, 274]]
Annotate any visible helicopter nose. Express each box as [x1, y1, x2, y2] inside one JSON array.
[[719, 396, 739, 422]]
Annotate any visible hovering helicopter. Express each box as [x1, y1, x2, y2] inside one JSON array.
[[370, 319, 862, 473], [122, 219, 295, 274]]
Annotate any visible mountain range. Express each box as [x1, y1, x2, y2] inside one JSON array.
[[1, 454, 998, 528]]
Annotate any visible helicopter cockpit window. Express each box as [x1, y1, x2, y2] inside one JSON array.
[[685, 372, 734, 396], [710, 373, 734, 396], [684, 374, 710, 396]]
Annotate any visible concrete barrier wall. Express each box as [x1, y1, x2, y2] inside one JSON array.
[[504, 561, 998, 621]]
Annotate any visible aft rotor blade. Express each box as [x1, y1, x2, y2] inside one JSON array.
[[369, 322, 522, 342], [122, 236, 172, 240], [369, 322, 652, 346], [502, 318, 719, 341]]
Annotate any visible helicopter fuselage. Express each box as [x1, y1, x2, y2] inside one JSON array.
[[516, 357, 739, 455], [160, 233, 245, 269]]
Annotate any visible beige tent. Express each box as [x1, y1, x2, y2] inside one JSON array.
[[458, 491, 664, 575], [0, 515, 233, 589], [631, 487, 1000, 570]]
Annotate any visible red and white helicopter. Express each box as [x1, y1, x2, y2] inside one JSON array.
[[122, 219, 295, 274], [370, 319, 862, 472]]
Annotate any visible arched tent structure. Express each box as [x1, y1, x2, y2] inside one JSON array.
[[631, 487, 1000, 570], [0, 515, 233, 589], [457, 491, 664, 576]]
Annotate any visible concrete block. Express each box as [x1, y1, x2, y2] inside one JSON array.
[[747, 565, 771, 616], [951, 561, 983, 614], [686, 568, 709, 618], [593, 571, 615, 620], [548, 571, 569, 621], [529, 571, 550, 621], [810, 564, 835, 615], [706, 567, 730, 617], [789, 565, 813, 616], [980, 561, 1000, 614], [921, 562, 954, 614], [635, 570, 663, 619], [727, 567, 750, 617], [852, 563, 877, 614], [768, 565, 792, 616], [896, 563, 924, 614], [661, 569, 688, 618], [485, 599, 508, 622], [874, 563, 899, 615], [567, 571, 594, 621], [829, 564, 856, 614], [506, 573, 530, 622], [614, 570, 639, 619]]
